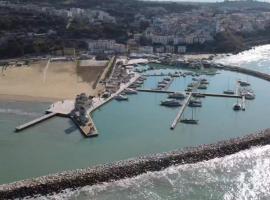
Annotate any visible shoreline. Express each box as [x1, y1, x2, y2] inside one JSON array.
[[1, 128, 269, 199]]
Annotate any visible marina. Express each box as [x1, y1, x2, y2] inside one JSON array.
[[1, 56, 270, 185]]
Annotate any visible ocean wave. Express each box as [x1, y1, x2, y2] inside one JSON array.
[[0, 108, 40, 117], [35, 145, 270, 200], [215, 44, 270, 68]]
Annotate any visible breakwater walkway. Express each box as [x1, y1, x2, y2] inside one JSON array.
[[215, 64, 270, 82], [1, 128, 270, 199]]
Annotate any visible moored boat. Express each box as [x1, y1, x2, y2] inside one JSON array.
[[233, 103, 241, 111], [223, 90, 235, 95], [161, 99, 182, 107], [168, 92, 186, 99], [115, 94, 128, 101]]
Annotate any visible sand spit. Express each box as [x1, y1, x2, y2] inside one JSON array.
[[0, 129, 270, 199]]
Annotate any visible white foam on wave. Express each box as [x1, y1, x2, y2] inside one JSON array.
[[0, 108, 40, 117], [215, 45, 270, 68], [31, 145, 270, 200]]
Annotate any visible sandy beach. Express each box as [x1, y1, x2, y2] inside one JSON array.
[[0, 60, 106, 102]]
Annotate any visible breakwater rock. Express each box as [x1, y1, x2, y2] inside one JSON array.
[[1, 129, 270, 199], [214, 64, 270, 82]]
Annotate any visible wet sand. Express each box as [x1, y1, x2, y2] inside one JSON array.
[[0, 60, 106, 101]]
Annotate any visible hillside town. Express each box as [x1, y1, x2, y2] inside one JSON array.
[[1, 0, 270, 58]]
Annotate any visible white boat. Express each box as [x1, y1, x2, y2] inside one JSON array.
[[114, 94, 128, 101], [243, 92, 255, 100], [168, 92, 186, 99], [161, 99, 182, 107], [124, 88, 138, 95]]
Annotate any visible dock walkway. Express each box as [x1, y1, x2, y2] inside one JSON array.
[[170, 93, 193, 130], [138, 89, 241, 98], [15, 112, 57, 132]]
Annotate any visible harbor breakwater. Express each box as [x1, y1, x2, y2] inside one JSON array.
[[1, 128, 270, 199], [214, 64, 270, 82]]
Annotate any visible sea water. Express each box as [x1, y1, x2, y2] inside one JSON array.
[[1, 45, 270, 199]]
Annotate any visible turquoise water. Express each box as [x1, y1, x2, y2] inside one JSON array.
[[0, 66, 270, 185]]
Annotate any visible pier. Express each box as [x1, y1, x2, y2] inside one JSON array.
[[137, 89, 174, 94], [137, 89, 241, 98], [15, 112, 57, 132], [170, 93, 193, 130]]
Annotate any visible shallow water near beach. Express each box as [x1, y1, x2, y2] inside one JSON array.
[[1, 45, 270, 199]]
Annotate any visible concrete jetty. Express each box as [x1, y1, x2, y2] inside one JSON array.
[[15, 112, 57, 132], [170, 93, 193, 130]]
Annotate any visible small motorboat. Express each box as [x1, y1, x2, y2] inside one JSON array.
[[124, 88, 138, 95], [168, 92, 186, 99], [115, 94, 128, 101], [233, 103, 241, 111], [198, 84, 207, 90], [223, 90, 235, 95], [243, 92, 255, 100], [188, 101, 202, 107], [238, 80, 250, 87], [161, 99, 182, 107]]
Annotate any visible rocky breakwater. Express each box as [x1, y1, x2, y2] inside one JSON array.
[[214, 63, 270, 82], [1, 129, 270, 199]]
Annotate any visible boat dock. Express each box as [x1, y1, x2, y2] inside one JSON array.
[[137, 89, 241, 98], [193, 92, 241, 98], [15, 112, 57, 132], [163, 78, 174, 90], [137, 89, 174, 94], [170, 93, 193, 130]]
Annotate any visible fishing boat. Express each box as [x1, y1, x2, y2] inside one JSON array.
[[115, 94, 128, 101], [161, 99, 182, 107], [168, 92, 186, 99]]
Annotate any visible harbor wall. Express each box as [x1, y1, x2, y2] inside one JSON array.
[[1, 128, 270, 199], [214, 64, 270, 82]]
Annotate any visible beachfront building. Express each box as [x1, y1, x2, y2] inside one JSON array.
[[177, 46, 187, 53], [88, 40, 127, 54]]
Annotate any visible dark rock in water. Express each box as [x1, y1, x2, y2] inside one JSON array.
[[1, 129, 270, 199]]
